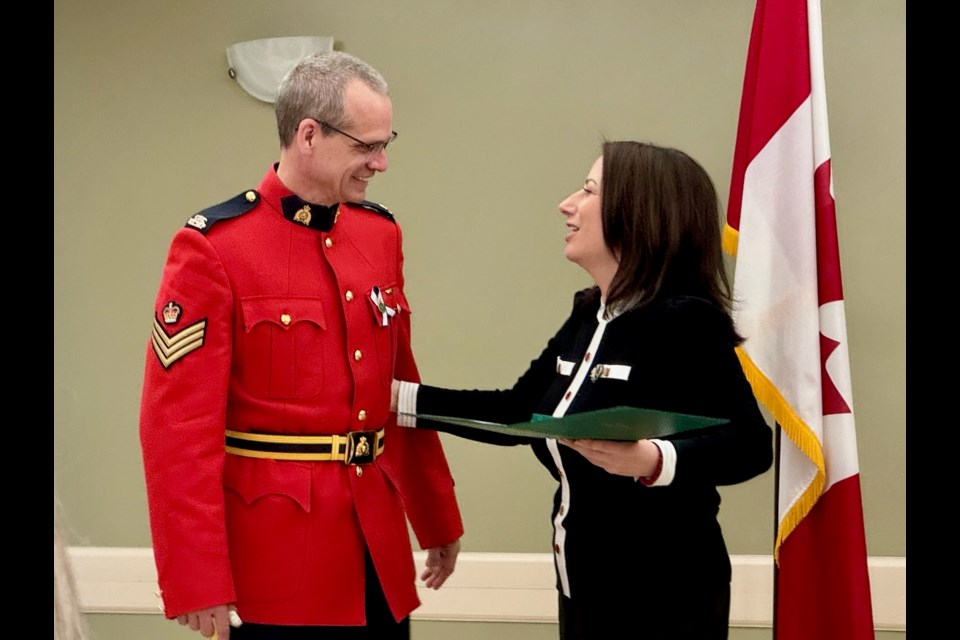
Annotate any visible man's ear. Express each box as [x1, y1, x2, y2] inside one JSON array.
[[295, 118, 321, 150]]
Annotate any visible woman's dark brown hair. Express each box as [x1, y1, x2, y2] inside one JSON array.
[[600, 141, 741, 341]]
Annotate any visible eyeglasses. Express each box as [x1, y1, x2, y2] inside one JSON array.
[[314, 119, 398, 156]]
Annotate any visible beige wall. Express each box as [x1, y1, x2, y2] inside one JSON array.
[[54, 0, 905, 637]]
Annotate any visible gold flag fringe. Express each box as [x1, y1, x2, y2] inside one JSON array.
[[734, 347, 826, 565], [722, 224, 740, 258]]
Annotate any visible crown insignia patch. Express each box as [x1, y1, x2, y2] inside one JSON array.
[[162, 301, 182, 324]]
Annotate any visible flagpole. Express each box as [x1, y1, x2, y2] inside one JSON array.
[[772, 423, 781, 638]]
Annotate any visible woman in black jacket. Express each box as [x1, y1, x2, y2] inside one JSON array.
[[392, 141, 773, 639]]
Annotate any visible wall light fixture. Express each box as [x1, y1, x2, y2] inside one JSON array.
[[226, 36, 334, 103]]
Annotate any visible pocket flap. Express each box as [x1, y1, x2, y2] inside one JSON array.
[[556, 358, 575, 376], [223, 455, 312, 512], [240, 296, 327, 332]]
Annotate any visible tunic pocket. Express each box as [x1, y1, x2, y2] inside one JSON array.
[[238, 296, 327, 399], [224, 456, 311, 602]]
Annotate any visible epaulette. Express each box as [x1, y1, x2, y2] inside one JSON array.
[[184, 190, 260, 234], [350, 200, 395, 223]]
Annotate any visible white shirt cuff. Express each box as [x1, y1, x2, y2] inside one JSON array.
[[646, 438, 677, 486], [397, 381, 420, 427]]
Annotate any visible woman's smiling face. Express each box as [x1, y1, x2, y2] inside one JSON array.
[[558, 155, 619, 290]]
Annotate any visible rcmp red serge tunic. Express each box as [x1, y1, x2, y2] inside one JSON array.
[[139, 165, 463, 625]]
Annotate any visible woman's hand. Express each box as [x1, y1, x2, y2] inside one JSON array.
[[559, 438, 660, 479]]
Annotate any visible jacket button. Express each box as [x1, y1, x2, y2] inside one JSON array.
[[345, 290, 354, 302], [280, 313, 291, 326], [245, 191, 257, 202], [325, 237, 333, 248], [358, 410, 367, 421], [354, 349, 362, 361], [385, 288, 393, 294]]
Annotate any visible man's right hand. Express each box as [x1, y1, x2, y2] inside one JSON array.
[[422, 538, 461, 590], [177, 604, 232, 639]]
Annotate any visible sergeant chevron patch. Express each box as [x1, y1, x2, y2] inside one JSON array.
[[151, 316, 206, 369]]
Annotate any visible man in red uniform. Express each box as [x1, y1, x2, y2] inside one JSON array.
[[139, 50, 464, 640]]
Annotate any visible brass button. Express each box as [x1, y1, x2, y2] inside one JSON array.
[[245, 191, 257, 202], [385, 288, 393, 294], [354, 349, 362, 361], [325, 237, 333, 248], [358, 410, 367, 421], [345, 290, 354, 302], [356, 466, 363, 477], [280, 313, 291, 326]]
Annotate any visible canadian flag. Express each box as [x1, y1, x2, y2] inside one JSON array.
[[723, 1, 874, 638]]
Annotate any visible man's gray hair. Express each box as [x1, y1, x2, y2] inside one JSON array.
[[275, 50, 389, 148]]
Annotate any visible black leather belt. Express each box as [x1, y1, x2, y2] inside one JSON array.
[[225, 429, 385, 464]]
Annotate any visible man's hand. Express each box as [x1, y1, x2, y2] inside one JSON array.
[[421, 538, 461, 589], [176, 604, 232, 639]]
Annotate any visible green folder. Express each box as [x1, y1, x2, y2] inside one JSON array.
[[406, 406, 728, 441]]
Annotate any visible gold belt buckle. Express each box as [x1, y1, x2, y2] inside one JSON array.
[[344, 430, 378, 465]]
